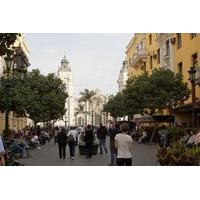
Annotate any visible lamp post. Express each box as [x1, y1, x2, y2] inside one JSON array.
[[15, 50, 27, 80], [188, 66, 197, 127], [3, 56, 14, 137], [3, 51, 27, 137]]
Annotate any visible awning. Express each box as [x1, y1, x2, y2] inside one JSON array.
[[134, 115, 175, 123], [173, 100, 200, 114]]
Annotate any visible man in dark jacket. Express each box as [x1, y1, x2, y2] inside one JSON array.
[[57, 127, 68, 159], [97, 123, 108, 154], [85, 125, 94, 158], [109, 123, 120, 165]]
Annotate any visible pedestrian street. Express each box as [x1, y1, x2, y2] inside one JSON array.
[[19, 138, 158, 166]]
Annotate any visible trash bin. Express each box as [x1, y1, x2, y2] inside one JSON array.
[[158, 129, 170, 147]]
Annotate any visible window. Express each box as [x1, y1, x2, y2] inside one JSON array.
[[149, 34, 152, 45], [192, 53, 198, 67], [166, 40, 170, 56], [190, 33, 197, 39], [177, 33, 182, 49], [177, 62, 183, 74], [157, 49, 160, 64], [150, 55, 153, 69]]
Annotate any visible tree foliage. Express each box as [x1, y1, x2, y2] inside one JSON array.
[[79, 89, 96, 103], [0, 33, 21, 56], [0, 69, 68, 124], [75, 103, 84, 116], [103, 68, 190, 119], [123, 72, 150, 116], [103, 93, 126, 119]]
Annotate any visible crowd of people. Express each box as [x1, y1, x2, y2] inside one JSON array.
[[0, 125, 55, 166], [53, 122, 134, 166], [0, 122, 135, 166]]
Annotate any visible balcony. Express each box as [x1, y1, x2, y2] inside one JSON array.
[[130, 48, 147, 67]]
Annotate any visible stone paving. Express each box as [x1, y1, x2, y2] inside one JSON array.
[[20, 138, 158, 166]]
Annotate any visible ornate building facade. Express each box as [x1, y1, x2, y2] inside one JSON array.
[[56, 55, 75, 126], [75, 89, 110, 127]]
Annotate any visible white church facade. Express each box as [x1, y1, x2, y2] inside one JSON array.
[[56, 55, 75, 126]]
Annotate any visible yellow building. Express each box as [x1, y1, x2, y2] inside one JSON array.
[[172, 33, 200, 126], [126, 33, 147, 77], [145, 33, 160, 72], [126, 33, 161, 77], [0, 34, 30, 134], [126, 33, 200, 126]]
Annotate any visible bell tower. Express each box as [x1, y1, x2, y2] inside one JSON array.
[[57, 55, 75, 126]]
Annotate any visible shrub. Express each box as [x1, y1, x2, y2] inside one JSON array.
[[157, 142, 200, 166], [168, 127, 184, 142]]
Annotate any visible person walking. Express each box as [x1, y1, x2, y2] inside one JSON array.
[[84, 125, 94, 158], [67, 127, 78, 159], [109, 123, 120, 166], [57, 127, 68, 159], [54, 126, 59, 144], [0, 135, 5, 166], [115, 123, 133, 166], [97, 123, 108, 154]]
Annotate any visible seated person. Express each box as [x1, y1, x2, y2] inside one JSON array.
[[11, 139, 25, 156], [39, 133, 46, 145], [138, 130, 147, 143], [18, 137, 30, 157], [29, 135, 39, 148], [31, 135, 39, 144]]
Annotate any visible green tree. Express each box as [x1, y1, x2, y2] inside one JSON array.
[[79, 89, 96, 103], [0, 69, 68, 126], [75, 103, 84, 116], [103, 93, 126, 121], [0, 33, 21, 57], [123, 68, 190, 143], [24, 70, 68, 125], [148, 68, 190, 115], [123, 72, 150, 117], [123, 69, 190, 117], [79, 89, 96, 124]]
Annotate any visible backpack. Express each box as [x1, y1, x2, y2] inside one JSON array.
[[68, 133, 75, 143]]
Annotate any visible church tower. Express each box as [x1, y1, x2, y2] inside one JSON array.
[[57, 55, 75, 126]]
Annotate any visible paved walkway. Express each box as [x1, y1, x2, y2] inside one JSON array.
[[20, 138, 158, 166]]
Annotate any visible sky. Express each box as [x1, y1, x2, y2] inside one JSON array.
[[25, 33, 133, 97]]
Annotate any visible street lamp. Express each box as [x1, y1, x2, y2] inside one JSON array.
[[188, 66, 197, 127], [3, 56, 15, 137], [3, 50, 28, 138], [14, 49, 27, 80]]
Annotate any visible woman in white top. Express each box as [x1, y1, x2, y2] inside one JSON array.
[[115, 123, 133, 166]]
